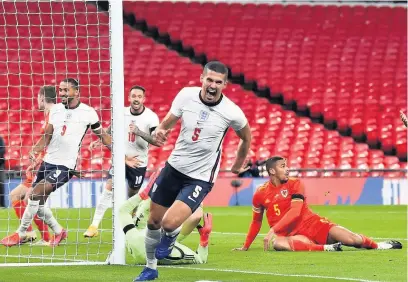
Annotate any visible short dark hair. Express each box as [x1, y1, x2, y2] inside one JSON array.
[[62, 78, 79, 90], [39, 85, 57, 104], [203, 61, 229, 80], [265, 156, 286, 175], [129, 85, 146, 94]]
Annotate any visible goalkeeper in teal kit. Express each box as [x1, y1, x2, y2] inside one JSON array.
[[119, 171, 212, 265]]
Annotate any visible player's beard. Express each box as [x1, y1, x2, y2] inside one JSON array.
[[62, 96, 75, 106]]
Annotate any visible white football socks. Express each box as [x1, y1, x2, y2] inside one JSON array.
[[17, 199, 40, 236], [145, 228, 161, 270], [91, 189, 112, 228], [37, 206, 62, 234]]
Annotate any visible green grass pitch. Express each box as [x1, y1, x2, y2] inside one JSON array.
[[0, 205, 406, 282]]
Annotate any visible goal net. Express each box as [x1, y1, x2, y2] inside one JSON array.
[[0, 1, 125, 265]]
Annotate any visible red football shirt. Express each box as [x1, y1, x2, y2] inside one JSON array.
[[252, 178, 315, 236]]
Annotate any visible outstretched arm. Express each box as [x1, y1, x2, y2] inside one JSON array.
[[119, 169, 160, 231], [119, 194, 144, 230], [157, 112, 179, 131], [234, 192, 263, 251], [152, 112, 179, 146], [241, 209, 264, 250]]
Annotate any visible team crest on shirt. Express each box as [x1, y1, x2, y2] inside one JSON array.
[[66, 113, 72, 120], [199, 110, 210, 121], [281, 189, 288, 198]]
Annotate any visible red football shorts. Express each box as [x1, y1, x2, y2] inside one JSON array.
[[294, 215, 337, 245]]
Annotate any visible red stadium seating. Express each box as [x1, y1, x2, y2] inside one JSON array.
[[0, 2, 405, 177], [124, 2, 407, 159]]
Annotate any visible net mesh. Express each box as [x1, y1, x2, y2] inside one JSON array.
[[0, 1, 112, 264]]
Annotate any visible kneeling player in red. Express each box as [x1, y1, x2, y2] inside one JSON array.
[[234, 156, 402, 252]]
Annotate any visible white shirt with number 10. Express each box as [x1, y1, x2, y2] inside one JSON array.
[[168, 87, 248, 183], [125, 106, 159, 168]]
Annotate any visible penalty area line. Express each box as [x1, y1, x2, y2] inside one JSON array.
[[161, 266, 381, 282]]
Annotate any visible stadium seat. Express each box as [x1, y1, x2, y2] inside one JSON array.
[[124, 2, 407, 158], [1, 2, 406, 176]]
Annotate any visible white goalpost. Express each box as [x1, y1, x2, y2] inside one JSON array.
[[108, 0, 126, 266], [0, 0, 126, 266]]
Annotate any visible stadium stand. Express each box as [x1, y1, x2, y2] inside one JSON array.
[[1, 1, 406, 178], [123, 2, 407, 161]]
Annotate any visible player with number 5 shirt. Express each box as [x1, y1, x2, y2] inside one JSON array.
[[135, 61, 252, 281], [234, 156, 402, 253]]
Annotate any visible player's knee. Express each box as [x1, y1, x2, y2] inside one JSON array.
[[347, 233, 363, 246], [147, 222, 161, 230], [9, 189, 22, 202], [272, 238, 291, 251], [161, 217, 181, 233], [147, 215, 162, 230]]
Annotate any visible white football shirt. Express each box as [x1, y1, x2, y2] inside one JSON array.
[[125, 106, 159, 167], [44, 102, 101, 169], [168, 87, 248, 183]]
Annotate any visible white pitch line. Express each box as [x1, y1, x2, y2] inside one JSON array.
[[209, 231, 408, 241], [161, 266, 382, 282], [0, 255, 106, 267]]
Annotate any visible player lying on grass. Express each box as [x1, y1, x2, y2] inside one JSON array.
[[120, 171, 212, 265], [234, 156, 403, 252], [8, 86, 56, 246]]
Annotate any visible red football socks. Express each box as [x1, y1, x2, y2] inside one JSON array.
[[360, 234, 378, 249], [289, 238, 325, 251]]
